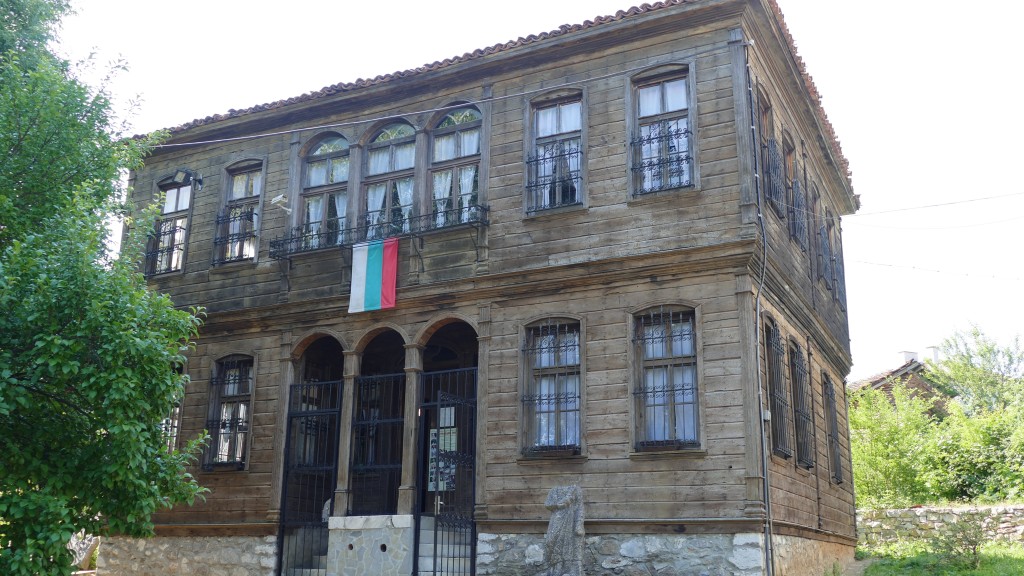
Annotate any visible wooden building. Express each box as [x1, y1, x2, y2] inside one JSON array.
[[103, 1, 859, 574]]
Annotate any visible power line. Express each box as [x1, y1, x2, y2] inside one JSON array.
[[852, 260, 1024, 282]]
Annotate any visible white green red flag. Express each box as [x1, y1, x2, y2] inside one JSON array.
[[348, 238, 398, 313]]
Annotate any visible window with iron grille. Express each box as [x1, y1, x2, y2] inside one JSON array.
[[162, 402, 182, 453], [789, 341, 814, 468], [365, 123, 415, 240], [301, 135, 349, 250], [765, 318, 791, 458], [818, 210, 834, 289], [522, 320, 581, 455], [823, 372, 843, 484], [835, 236, 847, 310], [431, 107, 482, 228], [204, 355, 252, 470], [145, 182, 191, 275], [634, 308, 699, 450], [214, 161, 262, 264], [527, 99, 582, 211], [349, 373, 405, 515], [631, 75, 691, 194]]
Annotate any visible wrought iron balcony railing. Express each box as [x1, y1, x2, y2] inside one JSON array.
[[269, 203, 487, 259]]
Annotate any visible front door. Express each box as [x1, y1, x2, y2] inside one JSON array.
[[417, 368, 477, 576]]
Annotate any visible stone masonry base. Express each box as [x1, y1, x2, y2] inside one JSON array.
[[97, 535, 276, 576]]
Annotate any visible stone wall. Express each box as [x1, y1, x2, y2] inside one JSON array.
[[326, 514, 414, 576], [858, 505, 1024, 546], [478, 532, 767, 576], [97, 535, 276, 576]]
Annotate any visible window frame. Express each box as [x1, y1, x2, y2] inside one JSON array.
[[823, 372, 844, 484], [789, 340, 814, 469], [301, 134, 350, 250], [521, 318, 583, 457], [632, 306, 701, 452], [765, 317, 792, 459], [146, 178, 194, 276], [214, 160, 264, 265], [429, 106, 483, 228], [630, 68, 694, 196], [526, 92, 585, 213], [363, 122, 417, 240], [204, 354, 254, 471]]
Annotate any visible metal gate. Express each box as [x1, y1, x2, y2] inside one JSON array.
[[416, 368, 477, 576], [278, 380, 343, 576]]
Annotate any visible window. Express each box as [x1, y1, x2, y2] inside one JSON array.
[[790, 341, 813, 468], [522, 320, 581, 455], [632, 75, 692, 194], [834, 228, 847, 309], [145, 181, 191, 275], [765, 317, 791, 458], [633, 308, 699, 450], [205, 355, 253, 469], [818, 208, 834, 289], [162, 402, 182, 453], [302, 135, 349, 249], [365, 123, 415, 239], [431, 107, 482, 228], [759, 94, 785, 217], [527, 99, 582, 211], [823, 372, 843, 483], [214, 162, 262, 264], [789, 160, 809, 251]]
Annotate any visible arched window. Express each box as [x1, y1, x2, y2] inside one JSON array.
[[302, 135, 349, 249], [430, 107, 481, 227], [364, 122, 416, 239]]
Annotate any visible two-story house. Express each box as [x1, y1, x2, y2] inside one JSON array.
[[102, 1, 859, 574]]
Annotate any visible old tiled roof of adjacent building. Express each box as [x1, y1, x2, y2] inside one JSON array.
[[160, 0, 850, 191]]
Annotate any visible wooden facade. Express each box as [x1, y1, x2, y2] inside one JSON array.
[[128, 1, 858, 573]]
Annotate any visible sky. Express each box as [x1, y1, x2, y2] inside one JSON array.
[[54, 0, 1024, 381]]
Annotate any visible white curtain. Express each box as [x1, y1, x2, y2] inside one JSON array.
[[559, 101, 581, 133], [332, 192, 347, 239], [395, 178, 414, 232], [330, 157, 349, 184], [394, 143, 415, 170], [304, 196, 323, 248], [664, 79, 688, 112], [459, 128, 480, 157], [433, 170, 453, 227], [638, 84, 661, 117], [366, 183, 387, 237], [307, 159, 328, 186], [536, 106, 557, 137], [433, 134, 456, 162], [368, 148, 389, 176], [458, 165, 477, 222]]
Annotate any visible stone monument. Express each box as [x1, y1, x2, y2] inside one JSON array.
[[541, 485, 585, 576]]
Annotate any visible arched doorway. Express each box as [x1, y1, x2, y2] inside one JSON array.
[[416, 321, 478, 575], [278, 336, 344, 576], [348, 329, 406, 515]]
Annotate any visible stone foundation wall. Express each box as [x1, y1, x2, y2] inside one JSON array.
[[773, 534, 855, 575], [326, 514, 414, 576], [97, 535, 276, 576], [858, 505, 1024, 546], [477, 532, 767, 576]]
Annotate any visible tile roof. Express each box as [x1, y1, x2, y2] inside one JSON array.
[[162, 0, 851, 194]]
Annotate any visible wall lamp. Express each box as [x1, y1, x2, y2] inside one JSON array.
[[171, 168, 204, 191]]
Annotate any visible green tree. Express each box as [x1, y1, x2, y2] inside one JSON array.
[[0, 1, 206, 574], [849, 381, 939, 508], [927, 327, 1024, 414]]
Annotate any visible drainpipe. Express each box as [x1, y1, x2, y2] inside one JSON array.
[[741, 39, 776, 576]]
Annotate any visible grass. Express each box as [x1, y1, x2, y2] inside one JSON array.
[[861, 540, 1024, 575]]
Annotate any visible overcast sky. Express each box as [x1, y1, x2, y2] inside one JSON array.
[[55, 0, 1024, 381]]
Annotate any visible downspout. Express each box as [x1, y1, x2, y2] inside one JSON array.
[[742, 40, 776, 576]]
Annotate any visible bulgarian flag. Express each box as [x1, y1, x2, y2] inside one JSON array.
[[348, 238, 398, 313]]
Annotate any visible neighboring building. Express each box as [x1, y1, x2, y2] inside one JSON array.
[[850, 356, 948, 413], [103, 1, 858, 574]]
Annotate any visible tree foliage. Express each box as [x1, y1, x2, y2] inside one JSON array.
[[851, 328, 1024, 509], [0, 1, 206, 573]]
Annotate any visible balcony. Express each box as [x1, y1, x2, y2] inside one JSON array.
[[270, 203, 487, 259]]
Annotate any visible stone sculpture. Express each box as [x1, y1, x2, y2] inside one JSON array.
[[68, 531, 99, 569], [542, 485, 585, 576]]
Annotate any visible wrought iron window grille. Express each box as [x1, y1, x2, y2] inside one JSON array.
[[144, 221, 186, 276], [762, 138, 786, 217], [789, 179, 809, 250], [212, 207, 257, 265], [269, 204, 488, 259], [203, 359, 252, 471], [824, 374, 843, 484], [526, 142, 582, 211], [522, 321, 581, 455], [818, 224, 833, 289], [633, 308, 700, 450], [630, 126, 693, 195], [790, 345, 814, 469], [766, 320, 792, 459], [348, 373, 406, 516]]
